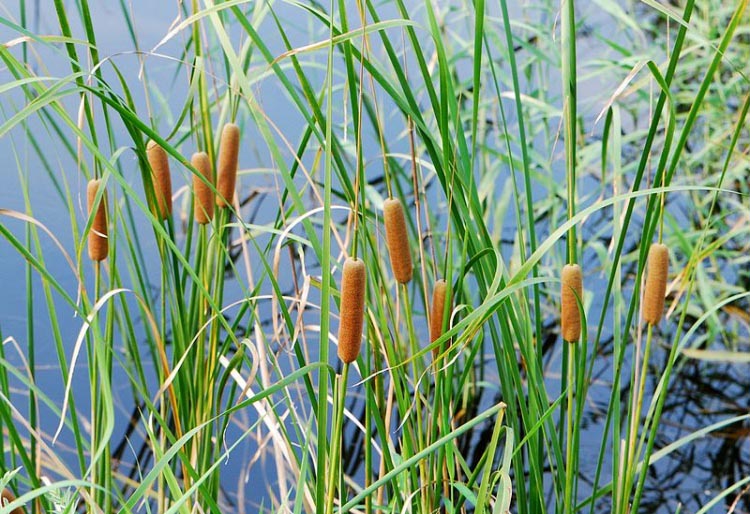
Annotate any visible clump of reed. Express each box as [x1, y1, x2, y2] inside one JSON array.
[[383, 198, 413, 284], [9, 0, 740, 512], [561, 264, 583, 342], [191, 152, 214, 224], [337, 257, 366, 364], [146, 140, 173, 219], [643, 243, 669, 325], [216, 123, 240, 208], [86, 178, 108, 261]]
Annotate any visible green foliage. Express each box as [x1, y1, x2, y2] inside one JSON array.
[[1, 0, 750, 512]]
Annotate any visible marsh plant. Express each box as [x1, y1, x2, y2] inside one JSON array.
[[1, 0, 750, 513]]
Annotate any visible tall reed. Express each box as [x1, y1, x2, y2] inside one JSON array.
[[3, 0, 745, 512]]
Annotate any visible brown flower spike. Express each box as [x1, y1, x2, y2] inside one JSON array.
[[216, 123, 240, 208], [430, 279, 450, 356], [191, 152, 214, 224], [146, 140, 173, 219], [86, 179, 108, 261], [383, 198, 413, 284], [643, 243, 669, 325], [561, 264, 583, 342], [337, 258, 366, 364]]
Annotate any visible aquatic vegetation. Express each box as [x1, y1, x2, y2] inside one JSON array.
[[429, 278, 449, 355], [1, 0, 749, 513]]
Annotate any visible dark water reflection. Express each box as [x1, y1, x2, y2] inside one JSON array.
[[646, 356, 750, 512]]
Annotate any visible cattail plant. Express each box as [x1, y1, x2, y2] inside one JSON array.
[[643, 243, 669, 325], [561, 264, 583, 342], [86, 178, 108, 262], [383, 198, 413, 284], [191, 152, 214, 224], [2, 488, 22, 514], [337, 257, 366, 364], [216, 123, 240, 208], [146, 140, 173, 219], [430, 279, 450, 355]]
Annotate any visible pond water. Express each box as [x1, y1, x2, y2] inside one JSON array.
[[1, 1, 748, 513]]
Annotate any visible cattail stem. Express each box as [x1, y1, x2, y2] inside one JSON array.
[[383, 198, 413, 284], [643, 243, 669, 325], [561, 264, 583, 342], [429, 279, 450, 356], [337, 258, 366, 364], [86, 179, 108, 261], [146, 140, 173, 219], [191, 152, 214, 224], [326, 364, 349, 514], [216, 123, 240, 208]]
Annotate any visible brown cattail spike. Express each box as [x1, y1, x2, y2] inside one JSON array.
[[383, 198, 413, 284], [216, 123, 240, 208], [191, 152, 214, 224], [1, 488, 22, 514], [430, 279, 450, 356], [146, 140, 173, 219], [86, 179, 108, 261], [561, 264, 583, 342], [643, 243, 669, 325], [337, 258, 366, 364]]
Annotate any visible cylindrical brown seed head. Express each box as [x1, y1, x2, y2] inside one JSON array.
[[561, 264, 583, 342], [383, 198, 413, 284], [337, 258, 366, 364], [146, 140, 173, 219], [643, 243, 669, 325], [191, 152, 214, 224], [430, 279, 450, 357], [1, 488, 22, 514], [216, 123, 240, 208], [86, 179, 108, 262]]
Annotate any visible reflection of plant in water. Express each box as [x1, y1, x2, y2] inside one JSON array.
[[648, 357, 750, 512]]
